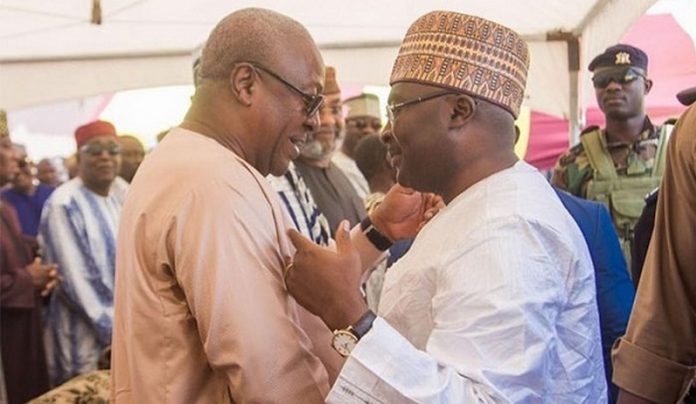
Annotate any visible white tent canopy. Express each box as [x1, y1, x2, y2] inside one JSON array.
[[1, 0, 657, 131]]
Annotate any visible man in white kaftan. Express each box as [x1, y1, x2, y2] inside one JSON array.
[[285, 11, 607, 403], [329, 161, 606, 402]]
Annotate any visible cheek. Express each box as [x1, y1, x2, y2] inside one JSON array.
[[594, 88, 604, 101]]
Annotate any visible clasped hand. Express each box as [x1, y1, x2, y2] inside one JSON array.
[[27, 257, 60, 297], [285, 185, 443, 330]]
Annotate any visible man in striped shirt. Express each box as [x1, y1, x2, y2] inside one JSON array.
[[38, 120, 128, 385]]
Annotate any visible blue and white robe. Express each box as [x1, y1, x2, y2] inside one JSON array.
[[38, 177, 127, 385], [267, 161, 331, 246]]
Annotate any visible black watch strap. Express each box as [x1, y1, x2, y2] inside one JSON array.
[[360, 216, 393, 251], [349, 310, 377, 340]]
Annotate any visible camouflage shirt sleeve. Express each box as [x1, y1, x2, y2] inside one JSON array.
[[550, 143, 593, 197]]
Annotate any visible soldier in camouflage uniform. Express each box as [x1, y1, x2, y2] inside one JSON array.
[[551, 44, 673, 265]]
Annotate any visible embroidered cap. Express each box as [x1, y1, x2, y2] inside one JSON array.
[[75, 120, 118, 148], [588, 44, 648, 73], [390, 11, 529, 118], [0, 110, 7, 137], [325, 66, 341, 95], [344, 93, 381, 120]]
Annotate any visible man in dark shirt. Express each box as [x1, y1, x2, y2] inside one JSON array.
[[294, 66, 366, 234], [1, 152, 54, 237]]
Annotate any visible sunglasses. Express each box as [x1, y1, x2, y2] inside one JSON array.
[[248, 62, 325, 118], [592, 68, 646, 88], [80, 142, 121, 156]]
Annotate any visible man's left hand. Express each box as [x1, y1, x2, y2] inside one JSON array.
[[285, 221, 368, 331], [372, 184, 445, 241]]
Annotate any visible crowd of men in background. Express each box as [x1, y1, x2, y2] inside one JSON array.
[[0, 7, 694, 403]]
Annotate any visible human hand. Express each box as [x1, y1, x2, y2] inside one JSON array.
[[371, 184, 445, 241], [26, 258, 59, 296], [41, 265, 60, 297], [286, 221, 368, 331]]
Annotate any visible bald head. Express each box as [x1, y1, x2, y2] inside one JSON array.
[[183, 8, 324, 176], [119, 135, 145, 183], [199, 8, 316, 81], [36, 158, 59, 187]]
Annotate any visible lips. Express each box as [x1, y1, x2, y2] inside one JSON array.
[[603, 95, 626, 105], [289, 134, 307, 160], [95, 164, 115, 172]]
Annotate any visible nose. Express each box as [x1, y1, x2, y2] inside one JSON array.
[[319, 105, 337, 129], [361, 125, 377, 136], [604, 79, 622, 91], [305, 111, 320, 132], [380, 123, 393, 144], [97, 149, 112, 158]]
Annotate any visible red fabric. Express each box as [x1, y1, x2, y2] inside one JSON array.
[[74, 120, 117, 148], [525, 111, 570, 171]]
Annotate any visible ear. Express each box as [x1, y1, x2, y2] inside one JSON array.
[[644, 78, 653, 95], [229, 64, 255, 107], [448, 94, 476, 129]]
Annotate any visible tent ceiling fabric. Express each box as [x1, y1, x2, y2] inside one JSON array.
[[1, 0, 657, 117]]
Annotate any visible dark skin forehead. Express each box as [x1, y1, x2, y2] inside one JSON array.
[[347, 115, 381, 122], [37, 160, 55, 169], [119, 137, 144, 151], [83, 136, 118, 147]]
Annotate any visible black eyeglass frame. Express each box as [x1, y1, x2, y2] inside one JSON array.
[[246, 62, 325, 117], [386, 91, 477, 124]]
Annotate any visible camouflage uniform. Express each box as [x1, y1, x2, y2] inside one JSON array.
[[551, 117, 666, 197], [551, 117, 673, 265]]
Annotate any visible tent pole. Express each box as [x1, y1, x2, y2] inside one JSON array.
[[548, 31, 582, 146], [569, 71, 582, 146]]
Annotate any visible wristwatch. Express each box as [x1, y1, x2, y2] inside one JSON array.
[[331, 310, 377, 357], [360, 216, 393, 251]]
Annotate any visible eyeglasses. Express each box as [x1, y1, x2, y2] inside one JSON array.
[[592, 67, 646, 89], [386, 91, 455, 124], [248, 63, 325, 117], [17, 157, 32, 168], [80, 142, 121, 156]]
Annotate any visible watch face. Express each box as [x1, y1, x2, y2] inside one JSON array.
[[332, 330, 357, 357]]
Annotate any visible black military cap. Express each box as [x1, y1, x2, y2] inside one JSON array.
[[677, 86, 696, 106], [588, 44, 648, 72]]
